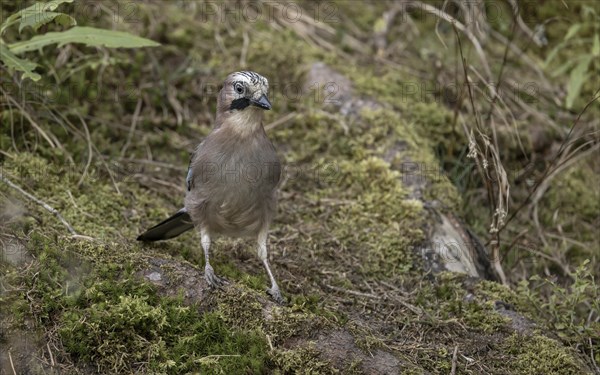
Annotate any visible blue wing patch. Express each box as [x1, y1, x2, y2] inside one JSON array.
[[186, 166, 193, 191]]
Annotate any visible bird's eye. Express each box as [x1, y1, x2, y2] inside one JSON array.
[[234, 83, 245, 95]]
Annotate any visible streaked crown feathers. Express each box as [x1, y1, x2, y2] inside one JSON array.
[[228, 71, 269, 97]]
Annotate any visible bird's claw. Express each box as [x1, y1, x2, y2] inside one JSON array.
[[267, 286, 286, 305], [204, 265, 228, 288]]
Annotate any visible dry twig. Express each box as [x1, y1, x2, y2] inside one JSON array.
[[450, 345, 459, 375], [0, 173, 77, 235], [120, 97, 143, 158], [453, 22, 509, 284]]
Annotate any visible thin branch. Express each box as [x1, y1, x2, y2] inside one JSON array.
[[0, 86, 59, 150], [120, 97, 143, 158], [325, 284, 380, 299], [8, 350, 16, 375], [411, 1, 493, 81], [484, 8, 517, 122], [76, 113, 94, 187], [454, 23, 507, 284], [498, 88, 600, 235], [1, 173, 77, 235], [450, 345, 459, 375], [506, 0, 548, 47]]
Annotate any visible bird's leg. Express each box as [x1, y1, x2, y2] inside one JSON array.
[[257, 227, 285, 304], [200, 228, 227, 287]]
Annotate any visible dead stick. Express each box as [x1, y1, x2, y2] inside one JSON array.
[[8, 350, 16, 375], [450, 345, 459, 375]]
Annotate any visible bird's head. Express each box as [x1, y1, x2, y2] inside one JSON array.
[[216, 71, 271, 135], [219, 71, 271, 113]]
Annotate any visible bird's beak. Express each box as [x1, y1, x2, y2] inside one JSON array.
[[251, 94, 272, 110]]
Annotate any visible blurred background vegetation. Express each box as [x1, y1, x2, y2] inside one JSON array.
[[1, 0, 598, 374]]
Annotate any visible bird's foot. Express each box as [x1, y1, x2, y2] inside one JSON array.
[[266, 286, 286, 305], [204, 265, 228, 288]]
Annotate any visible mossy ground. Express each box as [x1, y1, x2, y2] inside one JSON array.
[[1, 1, 597, 374]]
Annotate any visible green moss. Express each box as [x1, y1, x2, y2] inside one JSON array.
[[271, 344, 335, 375], [476, 279, 520, 302], [8, 228, 337, 374], [475, 279, 537, 316], [417, 274, 510, 333], [215, 286, 268, 328], [269, 309, 329, 346], [273, 100, 461, 278], [347, 322, 386, 352], [359, 108, 462, 209], [60, 277, 269, 374], [326, 157, 424, 276], [503, 334, 587, 375], [296, 47, 465, 214], [1, 152, 167, 242], [462, 300, 511, 333], [290, 294, 346, 325]]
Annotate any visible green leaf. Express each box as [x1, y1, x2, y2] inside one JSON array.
[[565, 55, 592, 109], [18, 0, 74, 15], [564, 24, 581, 41], [8, 26, 160, 55], [373, 18, 386, 33], [19, 12, 77, 33], [0, 45, 41, 81], [582, 5, 598, 18], [543, 40, 567, 68], [1, 0, 74, 35], [592, 33, 600, 57], [550, 59, 577, 78]]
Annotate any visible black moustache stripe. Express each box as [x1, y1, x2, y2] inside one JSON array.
[[230, 97, 251, 110]]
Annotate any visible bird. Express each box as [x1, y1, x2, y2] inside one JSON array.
[[137, 71, 285, 304]]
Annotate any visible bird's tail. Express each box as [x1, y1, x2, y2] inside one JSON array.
[[137, 208, 194, 241]]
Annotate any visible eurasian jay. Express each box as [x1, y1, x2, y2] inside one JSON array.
[[137, 71, 284, 304]]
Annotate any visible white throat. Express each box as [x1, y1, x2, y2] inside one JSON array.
[[226, 107, 264, 136]]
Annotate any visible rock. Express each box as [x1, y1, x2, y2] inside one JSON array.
[[305, 61, 497, 281]]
